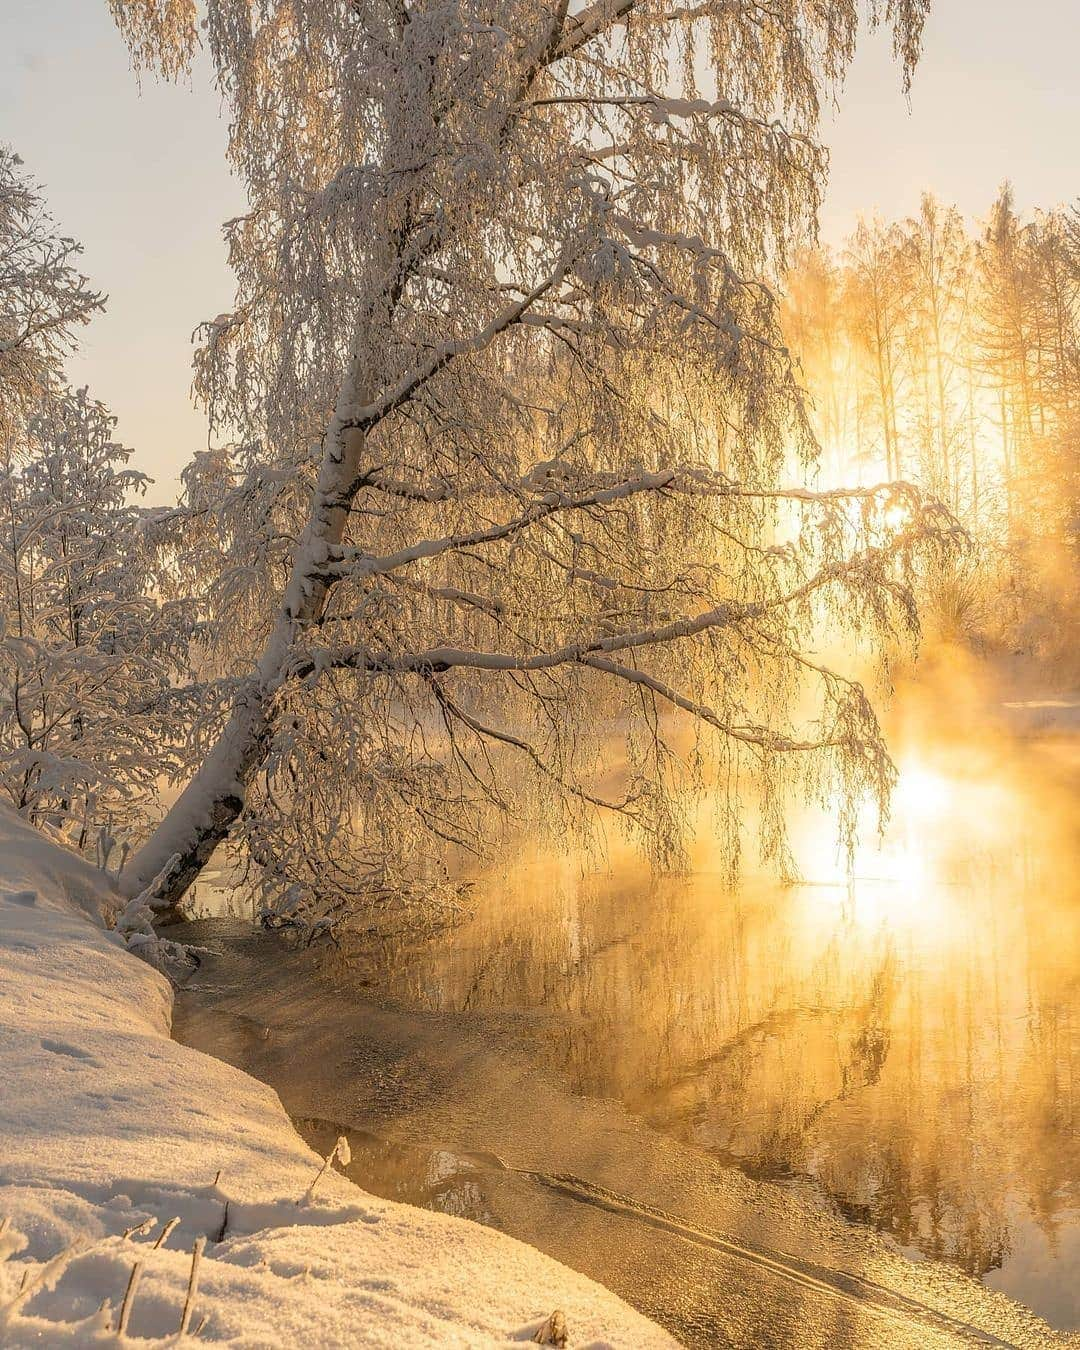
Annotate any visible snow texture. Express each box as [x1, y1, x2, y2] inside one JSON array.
[[0, 804, 675, 1347]]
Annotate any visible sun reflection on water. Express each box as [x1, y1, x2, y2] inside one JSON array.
[[348, 718, 1079, 1324], [794, 744, 1044, 949]]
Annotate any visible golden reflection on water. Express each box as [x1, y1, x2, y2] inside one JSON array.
[[367, 720, 1079, 1322]]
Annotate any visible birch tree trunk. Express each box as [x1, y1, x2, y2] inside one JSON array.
[[122, 395, 367, 909], [104, 0, 938, 931]]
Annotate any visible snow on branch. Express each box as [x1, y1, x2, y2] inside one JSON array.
[[105, 0, 938, 923]]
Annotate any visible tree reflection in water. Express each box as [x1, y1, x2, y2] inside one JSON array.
[[340, 729, 1078, 1314]]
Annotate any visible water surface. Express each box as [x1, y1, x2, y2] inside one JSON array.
[[174, 720, 1079, 1347]]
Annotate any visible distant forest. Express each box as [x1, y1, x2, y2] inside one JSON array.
[[784, 188, 1079, 662]]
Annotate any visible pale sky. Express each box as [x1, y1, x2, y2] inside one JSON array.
[[3, 1, 1078, 496]]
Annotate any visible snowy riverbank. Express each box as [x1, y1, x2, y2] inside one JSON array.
[[0, 806, 675, 1348]]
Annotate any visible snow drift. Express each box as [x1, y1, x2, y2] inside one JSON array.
[[0, 805, 675, 1347]]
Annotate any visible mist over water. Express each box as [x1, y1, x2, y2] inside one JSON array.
[[175, 656, 1080, 1341]]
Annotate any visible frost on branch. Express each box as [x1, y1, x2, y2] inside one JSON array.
[[108, 0, 951, 925], [107, 0, 197, 79]]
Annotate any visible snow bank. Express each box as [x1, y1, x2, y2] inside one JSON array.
[[0, 806, 675, 1347]]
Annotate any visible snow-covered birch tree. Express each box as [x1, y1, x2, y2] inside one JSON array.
[[0, 386, 191, 849], [109, 0, 951, 927], [0, 148, 102, 439], [0, 150, 193, 855]]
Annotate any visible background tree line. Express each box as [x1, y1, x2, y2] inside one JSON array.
[[783, 187, 1079, 663]]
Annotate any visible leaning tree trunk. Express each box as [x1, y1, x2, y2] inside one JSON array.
[[121, 393, 368, 914]]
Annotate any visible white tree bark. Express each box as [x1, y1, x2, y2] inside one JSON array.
[[122, 378, 368, 904]]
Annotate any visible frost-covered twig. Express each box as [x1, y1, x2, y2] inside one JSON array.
[[0, 1237, 88, 1321], [300, 1135, 352, 1206], [153, 1217, 181, 1250]]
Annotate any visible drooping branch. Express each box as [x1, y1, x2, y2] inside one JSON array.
[[104, 0, 939, 925], [295, 527, 937, 684], [336, 265, 572, 445], [429, 679, 635, 811]]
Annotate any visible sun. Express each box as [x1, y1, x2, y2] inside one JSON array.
[[890, 759, 953, 826]]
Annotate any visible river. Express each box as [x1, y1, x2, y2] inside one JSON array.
[[172, 701, 1078, 1348]]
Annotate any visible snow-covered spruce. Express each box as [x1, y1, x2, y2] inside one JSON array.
[[0, 804, 675, 1347]]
